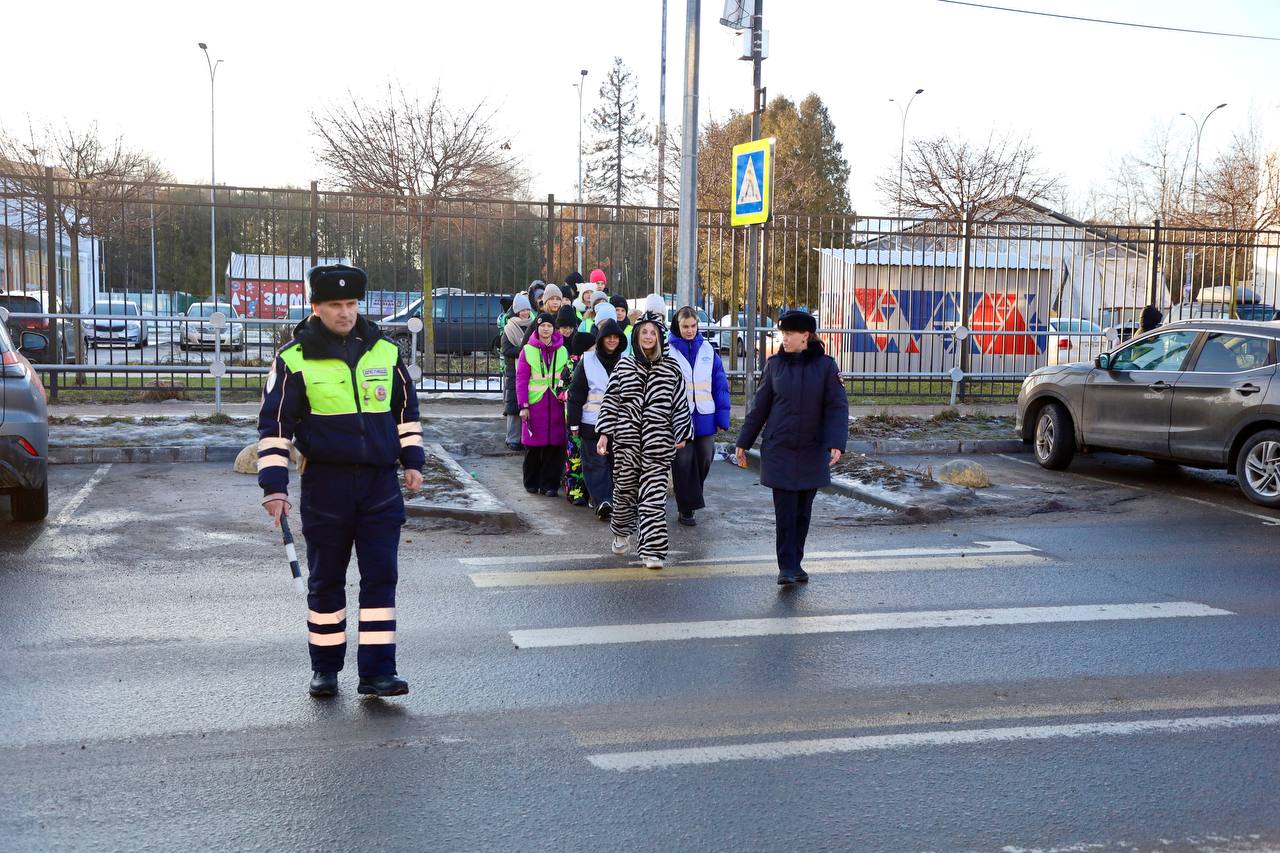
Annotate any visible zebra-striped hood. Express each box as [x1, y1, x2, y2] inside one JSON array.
[[629, 312, 668, 367]]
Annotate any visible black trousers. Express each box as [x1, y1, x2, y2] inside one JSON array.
[[300, 464, 405, 677], [772, 488, 817, 576], [671, 435, 716, 514], [523, 444, 565, 492]]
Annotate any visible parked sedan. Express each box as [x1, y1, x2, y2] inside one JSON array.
[[1046, 318, 1104, 366], [181, 302, 244, 351], [0, 323, 49, 521], [86, 300, 148, 349], [1018, 319, 1280, 507]]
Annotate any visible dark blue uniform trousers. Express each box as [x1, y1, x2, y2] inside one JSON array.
[[300, 463, 405, 677], [772, 488, 817, 577]]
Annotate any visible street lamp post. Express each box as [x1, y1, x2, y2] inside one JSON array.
[[890, 88, 924, 220], [198, 43, 223, 304], [575, 69, 588, 275], [1178, 102, 1227, 305], [1180, 102, 1228, 216]]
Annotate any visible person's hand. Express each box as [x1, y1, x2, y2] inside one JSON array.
[[829, 449, 842, 466], [263, 497, 290, 528], [404, 468, 423, 492], [675, 441, 686, 450], [519, 407, 530, 421], [597, 435, 609, 456], [734, 447, 747, 467]]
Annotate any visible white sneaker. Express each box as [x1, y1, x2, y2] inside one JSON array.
[[643, 556, 664, 570], [611, 535, 629, 555]]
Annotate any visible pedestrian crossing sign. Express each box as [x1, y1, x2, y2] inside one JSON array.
[[731, 137, 775, 226]]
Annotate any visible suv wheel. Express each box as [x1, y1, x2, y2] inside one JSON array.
[[1236, 429, 1280, 508], [1033, 401, 1075, 470], [391, 333, 414, 362], [12, 479, 49, 522]]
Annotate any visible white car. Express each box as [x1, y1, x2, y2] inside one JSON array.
[[180, 302, 244, 351], [1046, 318, 1103, 366], [85, 300, 148, 349], [715, 313, 777, 359]]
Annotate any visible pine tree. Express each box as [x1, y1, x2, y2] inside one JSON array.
[[585, 57, 651, 207]]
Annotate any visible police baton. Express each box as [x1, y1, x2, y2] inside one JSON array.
[[280, 515, 305, 594]]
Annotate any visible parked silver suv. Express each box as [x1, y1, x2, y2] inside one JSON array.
[[1017, 319, 1280, 507], [0, 316, 50, 521]]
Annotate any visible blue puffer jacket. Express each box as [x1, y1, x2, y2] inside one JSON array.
[[736, 339, 849, 490], [668, 334, 732, 438]]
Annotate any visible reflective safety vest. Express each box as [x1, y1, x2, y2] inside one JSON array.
[[668, 338, 716, 415], [580, 350, 609, 426], [523, 342, 569, 405], [279, 338, 400, 414]]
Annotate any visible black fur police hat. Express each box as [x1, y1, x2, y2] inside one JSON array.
[[308, 264, 367, 303], [778, 309, 817, 334]]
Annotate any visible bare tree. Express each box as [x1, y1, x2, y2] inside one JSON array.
[[311, 83, 522, 366], [0, 122, 167, 364], [1197, 124, 1280, 231], [880, 132, 1060, 221], [1089, 123, 1192, 225]]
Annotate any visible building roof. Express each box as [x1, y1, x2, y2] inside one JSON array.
[[816, 247, 1055, 270], [227, 253, 349, 281]]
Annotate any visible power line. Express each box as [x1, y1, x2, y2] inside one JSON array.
[[936, 0, 1280, 42]]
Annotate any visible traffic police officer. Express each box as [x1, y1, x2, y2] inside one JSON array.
[[257, 264, 425, 698]]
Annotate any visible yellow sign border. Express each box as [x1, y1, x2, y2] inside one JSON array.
[[730, 137, 775, 227]]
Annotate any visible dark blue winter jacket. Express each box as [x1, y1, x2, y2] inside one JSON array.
[[736, 339, 849, 490], [669, 334, 732, 438]]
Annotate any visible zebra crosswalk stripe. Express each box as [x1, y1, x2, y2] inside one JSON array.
[[586, 713, 1280, 772], [509, 601, 1233, 649]]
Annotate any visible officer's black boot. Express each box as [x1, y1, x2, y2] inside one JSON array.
[[309, 671, 339, 697], [358, 674, 410, 697]]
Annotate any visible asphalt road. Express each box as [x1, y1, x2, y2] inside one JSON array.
[[1, 448, 1278, 851]]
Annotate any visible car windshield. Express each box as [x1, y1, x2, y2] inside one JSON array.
[[0, 296, 41, 314], [1236, 304, 1276, 321], [189, 304, 236, 318], [92, 303, 138, 316]]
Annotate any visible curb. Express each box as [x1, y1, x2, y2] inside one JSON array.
[[406, 443, 520, 528], [846, 438, 1028, 455], [49, 445, 243, 464], [739, 448, 934, 512]]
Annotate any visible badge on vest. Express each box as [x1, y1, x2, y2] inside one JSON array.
[[362, 367, 389, 379], [375, 385, 388, 402]]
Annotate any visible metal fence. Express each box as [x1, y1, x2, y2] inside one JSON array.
[[3, 171, 1280, 405]]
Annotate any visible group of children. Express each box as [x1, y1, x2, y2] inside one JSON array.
[[497, 269, 732, 569]]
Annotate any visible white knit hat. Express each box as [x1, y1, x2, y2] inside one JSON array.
[[512, 293, 532, 313], [542, 284, 563, 300], [643, 293, 667, 316]]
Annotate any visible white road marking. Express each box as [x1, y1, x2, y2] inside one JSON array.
[[586, 713, 1280, 772], [52, 464, 112, 526], [509, 600, 1232, 649], [997, 454, 1280, 525], [472, 553, 1047, 588], [463, 540, 1037, 568], [1172, 494, 1280, 526], [997, 453, 1038, 467]]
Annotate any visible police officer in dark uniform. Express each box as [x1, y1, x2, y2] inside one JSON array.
[[257, 264, 425, 698]]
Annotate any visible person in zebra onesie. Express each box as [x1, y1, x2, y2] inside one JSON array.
[[594, 299, 694, 570]]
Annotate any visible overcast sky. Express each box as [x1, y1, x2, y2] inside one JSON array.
[[3, 0, 1278, 217]]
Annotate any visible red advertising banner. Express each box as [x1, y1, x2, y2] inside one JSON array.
[[228, 279, 307, 319]]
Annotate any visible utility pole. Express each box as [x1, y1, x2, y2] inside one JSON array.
[[675, 0, 701, 309], [654, 0, 669, 295], [743, 0, 765, 405], [576, 68, 589, 274], [199, 43, 223, 304]]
